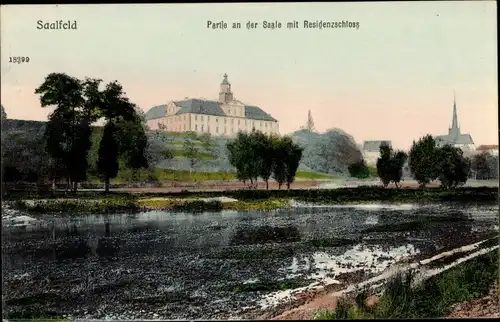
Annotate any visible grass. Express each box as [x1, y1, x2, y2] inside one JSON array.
[[90, 168, 335, 184], [12, 197, 289, 214], [295, 170, 336, 180], [170, 149, 215, 160], [169, 140, 215, 147], [314, 249, 499, 319]]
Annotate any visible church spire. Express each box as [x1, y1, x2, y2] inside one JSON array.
[[451, 91, 458, 129]]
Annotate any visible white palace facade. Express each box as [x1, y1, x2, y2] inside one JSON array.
[[145, 74, 279, 137]]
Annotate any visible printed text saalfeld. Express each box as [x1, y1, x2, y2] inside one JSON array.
[[37, 20, 78, 30]]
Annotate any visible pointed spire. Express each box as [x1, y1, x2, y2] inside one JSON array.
[[306, 109, 316, 132], [451, 91, 458, 130]]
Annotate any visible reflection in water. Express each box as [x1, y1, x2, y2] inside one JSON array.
[[230, 225, 301, 246]]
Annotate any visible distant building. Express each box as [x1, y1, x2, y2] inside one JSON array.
[[475, 144, 499, 156], [362, 140, 392, 166], [144, 74, 279, 137], [435, 94, 475, 152]]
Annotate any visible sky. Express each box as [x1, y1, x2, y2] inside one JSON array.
[[0, 2, 497, 149]]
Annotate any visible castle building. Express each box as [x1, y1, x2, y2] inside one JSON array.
[[145, 74, 279, 137], [435, 94, 475, 152]]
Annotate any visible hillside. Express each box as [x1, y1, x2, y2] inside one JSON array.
[[2, 119, 362, 177]]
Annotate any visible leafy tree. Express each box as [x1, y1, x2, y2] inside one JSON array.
[[271, 138, 287, 189], [227, 132, 259, 186], [253, 131, 274, 189], [1, 104, 6, 120], [97, 122, 120, 192], [348, 160, 370, 179], [284, 137, 303, 189], [35, 73, 90, 192], [183, 139, 199, 174], [471, 152, 498, 180], [436, 145, 470, 189], [408, 135, 440, 188], [96, 82, 149, 188], [376, 142, 408, 188]]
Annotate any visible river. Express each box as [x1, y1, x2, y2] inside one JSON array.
[[2, 202, 498, 320]]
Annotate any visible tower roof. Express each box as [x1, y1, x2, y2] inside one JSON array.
[[221, 73, 230, 85]]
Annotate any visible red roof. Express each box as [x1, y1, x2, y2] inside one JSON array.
[[476, 144, 499, 151]]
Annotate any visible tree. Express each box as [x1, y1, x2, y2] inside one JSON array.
[[97, 82, 149, 188], [183, 139, 199, 174], [376, 142, 408, 188], [1, 104, 6, 120], [408, 135, 440, 188], [284, 137, 303, 189], [471, 152, 497, 180], [97, 122, 120, 192], [271, 138, 287, 189], [227, 132, 259, 186], [348, 160, 370, 179], [436, 145, 470, 189], [254, 131, 274, 190], [35, 73, 90, 192]]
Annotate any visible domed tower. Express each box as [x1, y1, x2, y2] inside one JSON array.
[[219, 73, 234, 103]]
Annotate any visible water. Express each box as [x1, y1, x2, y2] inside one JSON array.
[[2, 202, 497, 319]]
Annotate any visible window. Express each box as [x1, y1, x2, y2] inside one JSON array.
[[265, 122, 268, 128], [216, 118, 219, 123], [224, 118, 227, 124], [201, 115, 204, 121], [195, 115, 198, 121], [208, 116, 210, 121], [216, 127, 219, 133], [238, 119, 240, 126], [224, 127, 227, 134], [195, 124, 198, 131], [228, 108, 231, 115], [201, 125, 204, 131]]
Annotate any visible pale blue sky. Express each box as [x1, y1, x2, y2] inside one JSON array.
[[1, 2, 497, 149]]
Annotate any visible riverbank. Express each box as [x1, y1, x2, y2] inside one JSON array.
[[279, 246, 499, 320], [6, 187, 498, 214]]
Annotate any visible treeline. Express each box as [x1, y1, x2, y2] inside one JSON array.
[[349, 134, 498, 189], [227, 131, 303, 189], [2, 73, 149, 193]]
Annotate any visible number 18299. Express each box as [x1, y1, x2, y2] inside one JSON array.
[[9, 56, 30, 64]]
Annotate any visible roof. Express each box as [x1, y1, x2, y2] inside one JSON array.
[[436, 134, 474, 145], [362, 140, 392, 152], [145, 99, 278, 122], [244, 105, 277, 122], [174, 99, 226, 117], [476, 144, 498, 151], [145, 105, 166, 120]]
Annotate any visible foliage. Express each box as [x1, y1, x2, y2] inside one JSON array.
[[376, 142, 408, 188], [348, 160, 370, 179], [34, 73, 149, 192], [314, 250, 498, 320], [97, 122, 120, 188], [436, 145, 471, 189], [183, 139, 201, 172], [227, 131, 304, 189], [471, 152, 498, 180], [293, 129, 363, 175], [1, 104, 6, 120], [408, 135, 440, 187]]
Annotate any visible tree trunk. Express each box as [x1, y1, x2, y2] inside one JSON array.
[[278, 183, 282, 190], [52, 179, 56, 192], [265, 180, 269, 190], [72, 181, 78, 193], [104, 176, 110, 193], [286, 182, 290, 190], [66, 178, 71, 192]]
